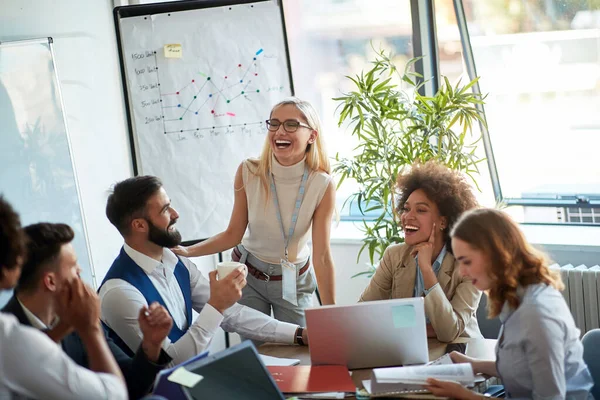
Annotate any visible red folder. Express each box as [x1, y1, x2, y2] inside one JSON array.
[[267, 365, 356, 394]]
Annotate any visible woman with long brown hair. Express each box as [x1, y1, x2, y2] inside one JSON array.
[[359, 161, 481, 342], [426, 208, 593, 399]]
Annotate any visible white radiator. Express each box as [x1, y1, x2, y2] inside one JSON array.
[[550, 264, 600, 335]]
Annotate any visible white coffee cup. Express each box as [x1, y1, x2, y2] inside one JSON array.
[[217, 261, 248, 280]]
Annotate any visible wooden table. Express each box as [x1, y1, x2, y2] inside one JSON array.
[[260, 338, 497, 399]]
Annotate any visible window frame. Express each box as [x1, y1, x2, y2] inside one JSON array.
[[452, 0, 600, 212]]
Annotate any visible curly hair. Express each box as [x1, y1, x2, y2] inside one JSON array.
[[451, 208, 563, 318], [0, 195, 27, 275], [396, 161, 478, 251]]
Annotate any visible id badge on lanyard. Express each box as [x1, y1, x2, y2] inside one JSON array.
[[271, 166, 309, 306], [281, 258, 298, 306]]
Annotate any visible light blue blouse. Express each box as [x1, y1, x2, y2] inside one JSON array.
[[496, 283, 594, 399], [413, 245, 447, 298]]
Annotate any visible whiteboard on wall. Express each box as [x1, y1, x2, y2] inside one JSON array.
[[0, 38, 94, 286], [115, 0, 293, 241]]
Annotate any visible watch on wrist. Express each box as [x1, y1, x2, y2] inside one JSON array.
[[296, 327, 305, 346]]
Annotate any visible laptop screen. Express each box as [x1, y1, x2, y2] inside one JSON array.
[[182, 341, 284, 400]]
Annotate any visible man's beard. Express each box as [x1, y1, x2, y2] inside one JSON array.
[[146, 218, 182, 248]]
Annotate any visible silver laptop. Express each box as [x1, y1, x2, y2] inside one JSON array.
[[305, 298, 428, 369]]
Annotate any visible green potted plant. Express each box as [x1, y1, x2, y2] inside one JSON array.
[[333, 49, 486, 277]]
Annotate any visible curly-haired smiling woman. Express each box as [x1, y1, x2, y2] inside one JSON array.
[[359, 161, 481, 342]]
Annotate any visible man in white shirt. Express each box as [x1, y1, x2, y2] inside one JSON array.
[[3, 222, 173, 400], [99, 176, 308, 365], [0, 195, 127, 400]]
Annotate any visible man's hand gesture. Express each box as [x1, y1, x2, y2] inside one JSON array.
[[56, 278, 102, 335], [139, 302, 173, 362]]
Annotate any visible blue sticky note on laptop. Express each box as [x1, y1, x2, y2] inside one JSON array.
[[391, 304, 417, 328]]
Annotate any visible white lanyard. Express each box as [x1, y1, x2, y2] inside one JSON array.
[[270, 165, 309, 261]]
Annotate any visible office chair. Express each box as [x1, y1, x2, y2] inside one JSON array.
[[477, 293, 505, 397], [582, 329, 600, 399], [476, 292, 501, 339]]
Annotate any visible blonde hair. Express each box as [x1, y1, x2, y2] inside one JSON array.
[[253, 97, 331, 193], [451, 208, 563, 318]]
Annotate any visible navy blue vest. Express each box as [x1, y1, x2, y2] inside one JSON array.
[[99, 247, 193, 356]]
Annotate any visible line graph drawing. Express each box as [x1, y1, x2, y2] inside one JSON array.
[[118, 1, 293, 240], [142, 48, 285, 135]]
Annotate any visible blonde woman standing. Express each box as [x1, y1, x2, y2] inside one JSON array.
[[174, 98, 336, 328]]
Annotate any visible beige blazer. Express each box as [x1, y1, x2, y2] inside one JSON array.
[[359, 243, 482, 342]]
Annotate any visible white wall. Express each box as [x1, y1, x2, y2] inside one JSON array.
[[328, 234, 600, 306], [0, 0, 133, 284], [0, 0, 219, 284]]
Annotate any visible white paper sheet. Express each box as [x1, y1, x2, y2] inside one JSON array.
[[118, 2, 293, 240], [259, 354, 301, 366], [373, 363, 475, 386]]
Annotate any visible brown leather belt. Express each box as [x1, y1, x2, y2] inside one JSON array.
[[232, 247, 310, 282]]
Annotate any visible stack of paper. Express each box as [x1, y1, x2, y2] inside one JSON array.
[[365, 363, 475, 397]]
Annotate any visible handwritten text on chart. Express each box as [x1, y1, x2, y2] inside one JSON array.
[[164, 44, 183, 58], [131, 51, 155, 60], [145, 115, 163, 124], [141, 99, 161, 108], [134, 67, 158, 76], [128, 48, 285, 135], [139, 83, 159, 91]]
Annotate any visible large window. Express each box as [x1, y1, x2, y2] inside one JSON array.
[[284, 0, 600, 226], [436, 0, 600, 224], [283, 0, 413, 220]]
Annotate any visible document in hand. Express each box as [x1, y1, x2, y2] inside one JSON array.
[[268, 365, 356, 394], [369, 363, 475, 396]]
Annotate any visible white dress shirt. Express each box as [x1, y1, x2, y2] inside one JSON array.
[[18, 298, 49, 330], [99, 244, 298, 365], [18, 298, 62, 333], [0, 313, 127, 400]]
